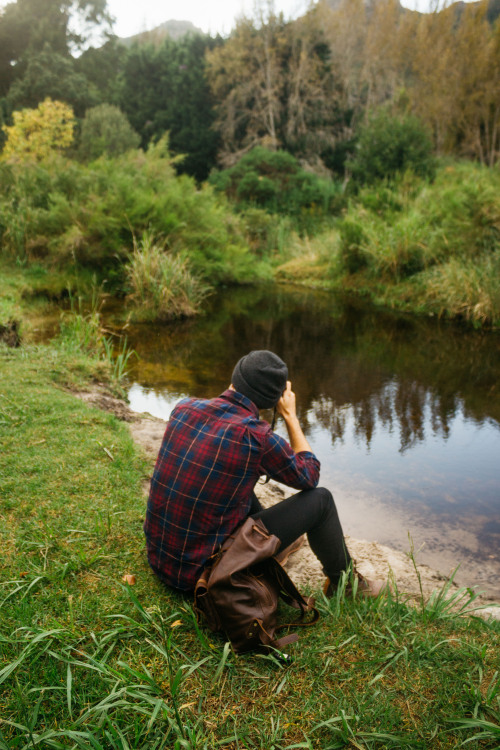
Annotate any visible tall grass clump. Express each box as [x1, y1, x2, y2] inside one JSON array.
[[58, 289, 104, 355], [423, 255, 500, 327], [126, 232, 210, 321], [57, 289, 135, 387]]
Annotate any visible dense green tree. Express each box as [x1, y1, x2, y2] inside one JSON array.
[[6, 45, 99, 115], [75, 38, 126, 106], [0, 0, 110, 97], [78, 103, 140, 160], [119, 34, 220, 181]]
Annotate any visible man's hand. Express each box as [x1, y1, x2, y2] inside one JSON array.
[[277, 380, 296, 420], [276, 381, 312, 454]]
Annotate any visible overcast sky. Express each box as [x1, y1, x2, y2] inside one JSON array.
[[106, 0, 471, 38]]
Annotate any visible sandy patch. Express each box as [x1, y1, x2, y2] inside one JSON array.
[[73, 384, 500, 621]]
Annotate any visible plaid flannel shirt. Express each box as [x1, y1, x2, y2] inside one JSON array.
[[144, 389, 320, 591]]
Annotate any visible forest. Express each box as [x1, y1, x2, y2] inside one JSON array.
[[1, 0, 500, 327]]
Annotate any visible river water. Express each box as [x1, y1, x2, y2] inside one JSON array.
[[112, 285, 500, 598]]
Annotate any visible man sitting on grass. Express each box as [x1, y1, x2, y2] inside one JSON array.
[[144, 350, 384, 597]]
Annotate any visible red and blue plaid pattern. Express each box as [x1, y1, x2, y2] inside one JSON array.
[[144, 389, 320, 591]]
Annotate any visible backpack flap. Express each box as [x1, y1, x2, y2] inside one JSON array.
[[194, 517, 320, 654]]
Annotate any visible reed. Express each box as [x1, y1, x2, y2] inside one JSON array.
[[126, 231, 211, 321]]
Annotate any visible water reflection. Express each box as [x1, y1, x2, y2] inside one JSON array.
[[113, 285, 500, 596]]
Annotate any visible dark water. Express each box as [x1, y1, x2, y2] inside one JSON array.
[[112, 285, 500, 597]]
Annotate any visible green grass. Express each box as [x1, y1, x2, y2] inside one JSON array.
[[1, 343, 499, 749]]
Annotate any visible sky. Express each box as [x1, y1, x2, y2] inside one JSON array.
[[105, 0, 475, 39]]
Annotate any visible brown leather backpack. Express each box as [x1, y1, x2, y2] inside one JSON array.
[[194, 517, 319, 654]]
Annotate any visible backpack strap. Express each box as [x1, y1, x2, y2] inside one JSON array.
[[269, 557, 320, 628], [251, 620, 300, 651]]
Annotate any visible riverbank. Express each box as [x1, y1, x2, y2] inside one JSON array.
[[2, 342, 500, 747], [76, 381, 500, 621], [4, 259, 500, 600]]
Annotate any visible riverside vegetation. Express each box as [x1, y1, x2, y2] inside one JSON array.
[[1, 128, 500, 332], [1, 336, 500, 749]]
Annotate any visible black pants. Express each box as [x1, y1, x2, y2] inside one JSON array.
[[250, 487, 352, 585]]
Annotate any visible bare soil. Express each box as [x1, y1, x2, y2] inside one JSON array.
[[73, 384, 500, 621]]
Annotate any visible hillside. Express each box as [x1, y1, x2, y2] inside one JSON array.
[[120, 18, 204, 46]]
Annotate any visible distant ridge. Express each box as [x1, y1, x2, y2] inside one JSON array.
[[120, 19, 204, 46], [325, 0, 500, 22], [325, 0, 402, 10], [118, 0, 500, 47]]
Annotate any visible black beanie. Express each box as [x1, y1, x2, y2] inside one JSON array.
[[231, 350, 288, 409]]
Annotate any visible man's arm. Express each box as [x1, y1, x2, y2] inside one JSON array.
[[276, 380, 313, 454]]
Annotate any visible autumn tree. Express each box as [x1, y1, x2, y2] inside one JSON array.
[[206, 2, 350, 170], [361, 0, 408, 109], [407, 0, 500, 163], [409, 4, 461, 153], [451, 2, 500, 165], [283, 7, 346, 164], [320, 0, 367, 115], [206, 11, 287, 165], [1, 97, 75, 160]]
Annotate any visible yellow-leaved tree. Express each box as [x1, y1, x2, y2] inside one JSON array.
[[1, 98, 75, 161]]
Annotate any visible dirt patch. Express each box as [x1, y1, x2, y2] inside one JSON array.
[[0, 320, 21, 348], [72, 384, 500, 621]]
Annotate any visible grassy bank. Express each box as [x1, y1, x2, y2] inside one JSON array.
[[1, 341, 499, 748]]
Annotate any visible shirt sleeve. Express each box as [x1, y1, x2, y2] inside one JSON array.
[[258, 429, 320, 490]]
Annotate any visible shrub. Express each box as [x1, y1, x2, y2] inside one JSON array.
[[78, 104, 140, 161], [338, 163, 500, 281], [0, 139, 268, 285], [209, 146, 342, 231], [126, 232, 210, 321], [1, 98, 75, 162], [348, 110, 435, 185], [331, 161, 500, 325], [421, 167, 500, 259]]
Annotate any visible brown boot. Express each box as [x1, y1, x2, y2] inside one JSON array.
[[323, 571, 386, 598], [355, 573, 386, 597]]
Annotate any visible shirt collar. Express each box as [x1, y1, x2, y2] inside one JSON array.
[[220, 388, 259, 417]]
